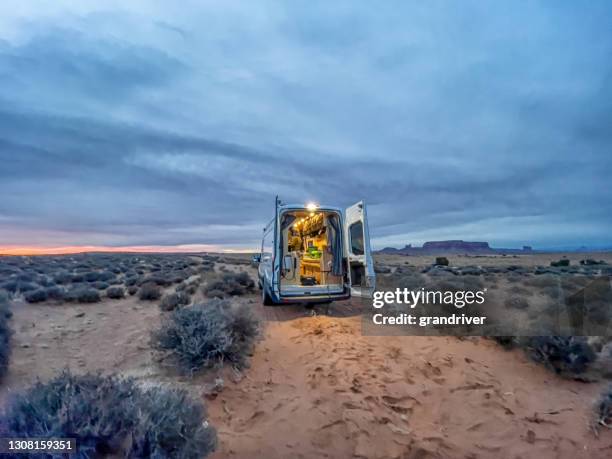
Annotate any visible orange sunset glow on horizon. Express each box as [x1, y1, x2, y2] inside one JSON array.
[[0, 245, 255, 256]]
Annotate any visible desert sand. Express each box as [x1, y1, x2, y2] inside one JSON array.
[[1, 254, 611, 458], [207, 299, 612, 458]]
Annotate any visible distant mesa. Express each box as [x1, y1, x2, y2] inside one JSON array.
[[378, 240, 534, 255], [422, 240, 490, 252]]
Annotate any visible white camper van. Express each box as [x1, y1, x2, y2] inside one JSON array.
[[253, 198, 375, 305]]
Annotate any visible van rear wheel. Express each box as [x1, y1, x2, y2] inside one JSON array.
[[262, 281, 274, 306]]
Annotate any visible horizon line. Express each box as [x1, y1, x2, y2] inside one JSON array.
[[0, 244, 256, 256], [2, 243, 611, 257]]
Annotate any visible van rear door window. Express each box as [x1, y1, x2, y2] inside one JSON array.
[[349, 221, 364, 255]]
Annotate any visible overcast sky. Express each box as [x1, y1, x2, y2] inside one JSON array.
[[0, 1, 611, 252]]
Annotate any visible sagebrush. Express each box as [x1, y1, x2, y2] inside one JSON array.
[[203, 271, 255, 298], [24, 289, 48, 303], [523, 336, 596, 375], [0, 253, 214, 305], [106, 286, 125, 299], [0, 291, 12, 379], [160, 292, 191, 311], [0, 371, 216, 458], [495, 335, 598, 377], [595, 385, 612, 429], [153, 299, 260, 373], [139, 282, 162, 301], [65, 287, 100, 303]]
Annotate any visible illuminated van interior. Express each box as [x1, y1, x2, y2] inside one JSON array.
[[279, 209, 345, 295]]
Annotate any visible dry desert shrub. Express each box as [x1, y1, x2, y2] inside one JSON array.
[[160, 291, 191, 311], [83, 271, 117, 283], [0, 371, 216, 458], [106, 286, 125, 299], [199, 260, 215, 273], [65, 287, 101, 303], [138, 282, 162, 301], [435, 257, 449, 266], [128, 384, 216, 458], [374, 263, 392, 274], [506, 273, 523, 283], [153, 299, 260, 373], [551, 259, 570, 267], [45, 285, 66, 301], [177, 280, 199, 295], [90, 281, 109, 290], [52, 271, 73, 285], [138, 274, 174, 287], [524, 274, 559, 289], [492, 334, 599, 377], [525, 275, 563, 300], [13, 272, 36, 283], [24, 288, 48, 303], [167, 270, 190, 284], [522, 336, 596, 376], [0, 291, 12, 379], [0, 280, 38, 294], [124, 276, 139, 287], [492, 336, 517, 349], [202, 272, 255, 299], [595, 385, 612, 429]]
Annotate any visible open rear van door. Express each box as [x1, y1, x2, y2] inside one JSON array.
[[345, 201, 375, 298]]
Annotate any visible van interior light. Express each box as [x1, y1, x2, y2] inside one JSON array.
[[306, 202, 319, 211]]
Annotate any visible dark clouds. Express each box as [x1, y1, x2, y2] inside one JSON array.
[[0, 1, 611, 250]]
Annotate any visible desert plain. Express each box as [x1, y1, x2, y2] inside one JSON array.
[[0, 251, 611, 458]]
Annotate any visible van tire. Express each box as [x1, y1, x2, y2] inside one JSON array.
[[262, 282, 274, 306]]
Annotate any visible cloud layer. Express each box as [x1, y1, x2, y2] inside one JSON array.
[[1, 1, 611, 251]]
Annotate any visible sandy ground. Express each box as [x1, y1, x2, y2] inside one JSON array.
[[207, 300, 612, 459], [1, 256, 611, 458]]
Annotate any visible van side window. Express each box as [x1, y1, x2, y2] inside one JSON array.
[[349, 221, 364, 255]]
